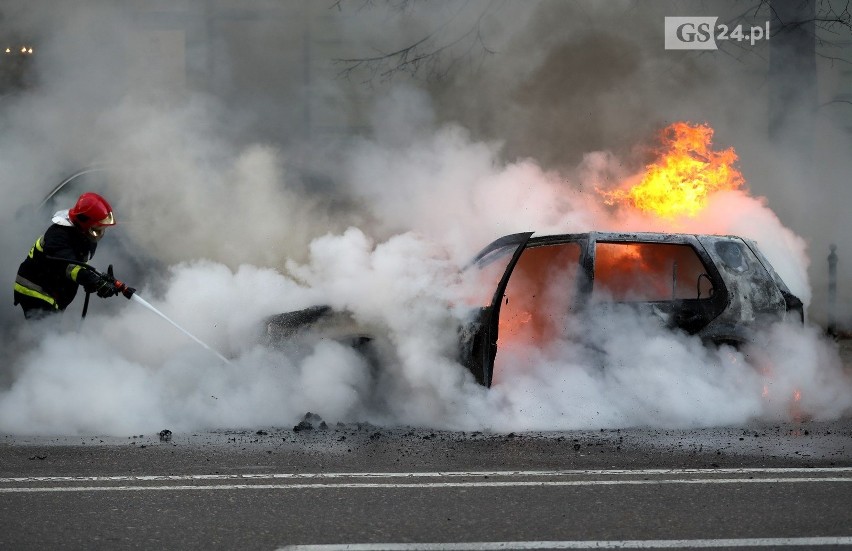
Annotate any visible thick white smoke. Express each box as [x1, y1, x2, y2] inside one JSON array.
[[1, 1, 850, 435]]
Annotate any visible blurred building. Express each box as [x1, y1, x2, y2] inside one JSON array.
[[0, 1, 370, 140], [121, 1, 369, 144]]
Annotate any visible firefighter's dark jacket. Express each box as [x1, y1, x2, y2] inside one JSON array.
[[14, 223, 100, 311]]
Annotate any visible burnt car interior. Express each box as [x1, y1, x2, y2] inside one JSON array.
[[593, 242, 714, 301], [590, 241, 724, 334], [499, 242, 583, 349], [499, 240, 721, 341], [490, 238, 724, 383]]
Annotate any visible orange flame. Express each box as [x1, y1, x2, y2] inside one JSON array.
[[604, 122, 745, 218]]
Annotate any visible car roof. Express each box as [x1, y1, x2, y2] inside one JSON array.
[[526, 231, 744, 242]]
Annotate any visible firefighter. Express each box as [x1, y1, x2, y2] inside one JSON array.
[[13, 192, 123, 319]]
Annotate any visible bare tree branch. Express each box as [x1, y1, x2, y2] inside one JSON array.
[[332, 0, 499, 83]]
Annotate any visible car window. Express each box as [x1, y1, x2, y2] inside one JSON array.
[[464, 258, 508, 307], [499, 242, 582, 346], [463, 233, 533, 307], [593, 242, 712, 302], [714, 241, 750, 273]]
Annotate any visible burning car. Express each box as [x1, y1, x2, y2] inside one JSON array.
[[265, 231, 803, 388]]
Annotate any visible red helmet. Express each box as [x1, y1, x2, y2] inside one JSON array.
[[69, 192, 116, 240]]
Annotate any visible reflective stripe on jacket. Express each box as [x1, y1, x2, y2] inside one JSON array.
[[13, 274, 58, 309]]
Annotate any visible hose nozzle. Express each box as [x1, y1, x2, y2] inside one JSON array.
[[116, 281, 136, 299], [107, 265, 135, 299]]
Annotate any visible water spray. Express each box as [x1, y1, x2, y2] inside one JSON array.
[[59, 259, 231, 364], [128, 293, 232, 365]]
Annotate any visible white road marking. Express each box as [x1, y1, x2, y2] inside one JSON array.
[[2, 467, 851, 484], [0, 477, 850, 493], [275, 538, 852, 550]]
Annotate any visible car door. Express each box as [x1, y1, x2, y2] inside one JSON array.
[[458, 232, 533, 387]]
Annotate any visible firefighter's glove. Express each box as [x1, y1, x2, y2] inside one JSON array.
[[94, 277, 120, 298]]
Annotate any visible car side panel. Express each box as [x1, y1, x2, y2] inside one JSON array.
[[696, 235, 788, 344]]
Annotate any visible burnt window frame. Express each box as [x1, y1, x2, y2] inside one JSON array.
[[591, 241, 714, 302], [586, 232, 729, 326]]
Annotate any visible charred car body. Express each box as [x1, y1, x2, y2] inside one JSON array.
[[266, 232, 803, 388]]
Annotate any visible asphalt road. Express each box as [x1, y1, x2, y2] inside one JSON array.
[[2, 418, 852, 550]]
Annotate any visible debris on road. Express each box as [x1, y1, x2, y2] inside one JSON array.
[[294, 412, 328, 432]]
